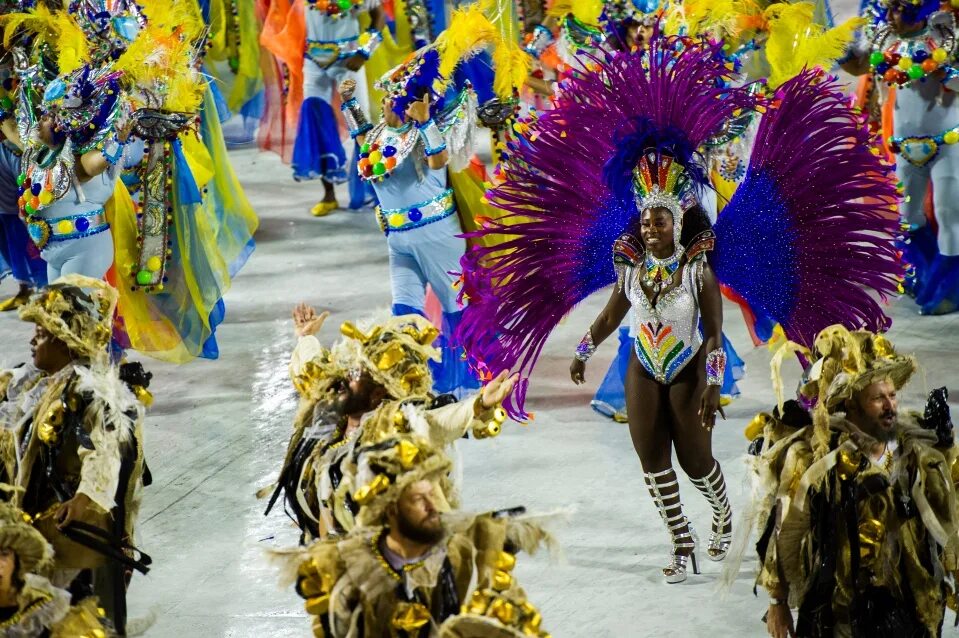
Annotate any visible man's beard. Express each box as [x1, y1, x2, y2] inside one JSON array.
[[874, 409, 898, 441], [396, 510, 444, 545]]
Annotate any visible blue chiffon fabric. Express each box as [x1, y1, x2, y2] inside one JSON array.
[[292, 97, 348, 183]]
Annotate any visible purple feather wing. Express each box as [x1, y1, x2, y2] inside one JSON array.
[[456, 37, 760, 418], [711, 69, 902, 348]]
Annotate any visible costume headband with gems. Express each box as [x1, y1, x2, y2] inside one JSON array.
[[632, 152, 697, 252]]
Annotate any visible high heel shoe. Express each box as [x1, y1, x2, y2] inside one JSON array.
[[690, 461, 733, 562], [645, 468, 702, 584]]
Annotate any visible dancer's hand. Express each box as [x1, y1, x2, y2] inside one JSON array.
[[293, 303, 330, 338], [56, 493, 92, 530], [699, 385, 725, 431], [405, 93, 432, 124], [480, 370, 518, 411], [570, 358, 586, 385], [766, 602, 796, 638], [338, 79, 357, 102], [344, 54, 366, 72]]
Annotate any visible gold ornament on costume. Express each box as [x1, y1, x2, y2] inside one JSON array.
[[352, 474, 391, 505], [392, 602, 432, 631], [858, 517, 885, 562], [473, 403, 509, 439], [836, 448, 862, 481], [38, 400, 65, 445]]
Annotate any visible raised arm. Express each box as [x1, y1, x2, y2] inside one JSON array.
[[570, 284, 631, 384]]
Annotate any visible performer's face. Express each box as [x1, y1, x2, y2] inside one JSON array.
[[889, 4, 924, 33], [30, 324, 73, 373], [334, 372, 386, 417], [848, 379, 898, 441], [392, 479, 444, 545], [640, 207, 676, 257], [0, 548, 15, 592]]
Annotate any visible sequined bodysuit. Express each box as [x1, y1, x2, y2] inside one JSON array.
[[624, 258, 704, 384]]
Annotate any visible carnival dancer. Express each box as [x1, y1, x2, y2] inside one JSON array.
[[262, 303, 516, 541], [455, 36, 902, 583], [293, 0, 385, 216], [0, 276, 151, 634], [0, 498, 114, 636], [844, 0, 959, 315], [272, 434, 553, 638], [0, 132, 46, 311], [749, 327, 958, 638]]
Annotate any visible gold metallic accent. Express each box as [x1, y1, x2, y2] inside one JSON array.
[[396, 439, 420, 469], [873, 335, 895, 359], [494, 551, 516, 571], [492, 406, 508, 424], [352, 474, 391, 505], [340, 322, 370, 343], [488, 598, 516, 624], [133, 385, 154, 407], [836, 449, 861, 481], [524, 612, 543, 632], [391, 602, 431, 630], [392, 410, 407, 427], [491, 569, 513, 591], [304, 594, 330, 616], [744, 412, 770, 441], [38, 401, 65, 445], [377, 342, 406, 370], [466, 590, 491, 615], [858, 517, 885, 561]]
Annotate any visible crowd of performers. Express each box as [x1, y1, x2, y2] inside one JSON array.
[[1, 0, 959, 636]]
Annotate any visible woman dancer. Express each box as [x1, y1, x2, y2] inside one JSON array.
[[455, 35, 902, 584], [570, 180, 729, 581]]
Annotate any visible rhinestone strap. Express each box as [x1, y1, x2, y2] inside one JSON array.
[[705, 348, 726, 387]]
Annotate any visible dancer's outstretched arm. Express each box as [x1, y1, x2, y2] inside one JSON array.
[[570, 286, 630, 385]]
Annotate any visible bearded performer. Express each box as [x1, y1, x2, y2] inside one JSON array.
[[454, 35, 903, 584], [272, 433, 552, 638], [746, 328, 958, 638], [844, 0, 959, 315], [0, 276, 151, 634], [0, 498, 113, 636], [261, 304, 515, 542]]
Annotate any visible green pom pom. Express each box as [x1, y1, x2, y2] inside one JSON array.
[[16, 173, 25, 187], [869, 51, 884, 66], [360, 143, 371, 154], [136, 270, 153, 286], [372, 162, 386, 176], [908, 64, 924, 79], [337, 0, 351, 9], [23, 203, 34, 216]]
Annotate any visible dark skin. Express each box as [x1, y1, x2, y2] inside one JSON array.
[[841, 4, 928, 76], [28, 324, 93, 528], [569, 207, 727, 552], [765, 379, 898, 638]]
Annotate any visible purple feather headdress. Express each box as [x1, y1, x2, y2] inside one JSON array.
[[456, 36, 761, 418]]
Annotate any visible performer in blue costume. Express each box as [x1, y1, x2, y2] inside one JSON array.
[[336, 61, 480, 396], [844, 0, 959, 315], [0, 136, 45, 310], [296, 0, 384, 217]]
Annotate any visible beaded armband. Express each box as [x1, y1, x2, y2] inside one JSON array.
[[100, 133, 127, 166], [575, 330, 596, 362], [706, 348, 727, 387], [341, 98, 372, 138], [416, 119, 446, 156], [357, 29, 383, 59]]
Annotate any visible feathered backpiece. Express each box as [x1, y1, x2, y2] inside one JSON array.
[[711, 68, 902, 350], [455, 36, 761, 417]]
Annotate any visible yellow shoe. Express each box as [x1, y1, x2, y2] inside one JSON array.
[[0, 290, 31, 312], [310, 201, 339, 217]]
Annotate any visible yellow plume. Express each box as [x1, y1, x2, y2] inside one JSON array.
[[0, 7, 90, 73], [435, 4, 498, 88], [571, 0, 603, 26], [491, 39, 530, 99], [764, 2, 864, 88]]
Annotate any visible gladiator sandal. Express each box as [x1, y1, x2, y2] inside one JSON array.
[[644, 468, 699, 584], [689, 461, 733, 562]]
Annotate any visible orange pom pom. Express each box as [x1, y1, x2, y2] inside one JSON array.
[[921, 59, 938, 73]]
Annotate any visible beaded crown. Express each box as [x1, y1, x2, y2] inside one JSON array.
[[632, 153, 696, 250]]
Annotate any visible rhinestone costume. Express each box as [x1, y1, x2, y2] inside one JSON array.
[[625, 258, 705, 384]]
